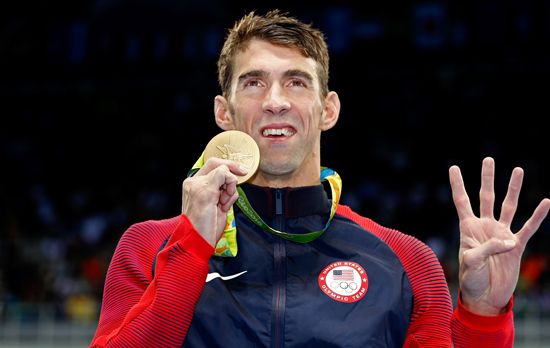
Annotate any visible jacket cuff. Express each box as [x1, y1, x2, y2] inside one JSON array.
[[456, 291, 514, 331], [171, 214, 214, 261]]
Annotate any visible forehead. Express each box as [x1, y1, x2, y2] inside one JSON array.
[[233, 39, 319, 79]]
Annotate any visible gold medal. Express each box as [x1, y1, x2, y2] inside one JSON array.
[[203, 130, 260, 184]]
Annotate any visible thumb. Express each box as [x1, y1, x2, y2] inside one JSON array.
[[463, 238, 516, 265]]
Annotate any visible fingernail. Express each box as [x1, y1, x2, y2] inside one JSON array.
[[239, 165, 248, 173]]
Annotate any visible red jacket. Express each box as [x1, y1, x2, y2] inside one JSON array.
[[91, 184, 514, 347]]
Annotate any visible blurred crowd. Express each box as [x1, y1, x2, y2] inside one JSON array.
[[2, 1, 550, 328]]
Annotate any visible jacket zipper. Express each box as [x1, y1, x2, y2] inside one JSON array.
[[271, 189, 286, 348]]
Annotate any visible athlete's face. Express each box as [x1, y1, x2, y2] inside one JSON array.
[[214, 39, 340, 187]]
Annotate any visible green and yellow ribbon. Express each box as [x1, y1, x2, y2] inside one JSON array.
[[188, 154, 342, 257]]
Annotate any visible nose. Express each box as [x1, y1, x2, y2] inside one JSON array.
[[262, 84, 290, 115]]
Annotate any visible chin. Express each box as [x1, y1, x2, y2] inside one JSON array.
[[260, 160, 297, 177]]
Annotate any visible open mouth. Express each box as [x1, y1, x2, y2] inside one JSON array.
[[261, 127, 296, 137]]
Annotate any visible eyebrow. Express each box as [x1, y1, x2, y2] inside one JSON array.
[[284, 69, 314, 84], [237, 69, 314, 84], [238, 70, 267, 83]]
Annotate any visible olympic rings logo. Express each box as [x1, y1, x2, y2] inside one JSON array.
[[330, 281, 358, 293]]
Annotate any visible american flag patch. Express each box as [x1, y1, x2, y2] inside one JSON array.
[[333, 269, 354, 281]]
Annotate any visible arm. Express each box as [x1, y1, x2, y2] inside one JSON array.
[[91, 157, 246, 347], [399, 236, 453, 347], [449, 157, 550, 347], [90, 215, 213, 347]]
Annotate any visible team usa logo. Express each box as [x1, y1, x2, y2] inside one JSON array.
[[318, 261, 368, 303]]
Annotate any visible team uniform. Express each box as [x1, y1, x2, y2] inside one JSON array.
[[91, 184, 514, 347]]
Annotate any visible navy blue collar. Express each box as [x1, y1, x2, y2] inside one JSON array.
[[239, 183, 331, 219]]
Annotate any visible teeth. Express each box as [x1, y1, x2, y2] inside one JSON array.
[[262, 128, 295, 136]]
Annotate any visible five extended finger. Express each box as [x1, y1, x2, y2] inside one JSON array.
[[499, 167, 524, 227], [479, 157, 495, 218], [449, 165, 475, 220], [517, 198, 550, 245]]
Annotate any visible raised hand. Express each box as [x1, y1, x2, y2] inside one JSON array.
[[181, 157, 247, 247], [449, 157, 550, 315]]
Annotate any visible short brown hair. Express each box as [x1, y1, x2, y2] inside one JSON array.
[[217, 9, 330, 98]]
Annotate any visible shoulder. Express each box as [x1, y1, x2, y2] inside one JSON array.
[[337, 204, 452, 318], [336, 205, 427, 250], [336, 204, 439, 271], [116, 216, 180, 253], [125, 216, 180, 234]]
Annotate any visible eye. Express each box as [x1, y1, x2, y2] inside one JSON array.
[[244, 79, 263, 88], [288, 79, 307, 88]]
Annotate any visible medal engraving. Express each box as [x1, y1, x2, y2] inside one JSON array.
[[204, 130, 260, 184]]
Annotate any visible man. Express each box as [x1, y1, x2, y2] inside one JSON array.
[[90, 9, 550, 347]]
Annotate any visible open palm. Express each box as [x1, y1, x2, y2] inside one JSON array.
[[449, 157, 550, 315]]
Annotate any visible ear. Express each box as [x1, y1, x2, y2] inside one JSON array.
[[320, 91, 340, 131], [214, 95, 235, 130]]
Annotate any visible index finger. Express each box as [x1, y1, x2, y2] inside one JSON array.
[[449, 165, 475, 220], [195, 157, 248, 177]]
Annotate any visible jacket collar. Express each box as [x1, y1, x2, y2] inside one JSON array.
[[239, 183, 331, 219]]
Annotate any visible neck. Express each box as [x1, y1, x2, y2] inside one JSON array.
[[250, 160, 321, 188], [250, 171, 320, 188]]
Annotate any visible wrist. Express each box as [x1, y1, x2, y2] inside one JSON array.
[[460, 290, 511, 316]]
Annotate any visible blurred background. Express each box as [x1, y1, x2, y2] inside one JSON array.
[[1, 1, 549, 347]]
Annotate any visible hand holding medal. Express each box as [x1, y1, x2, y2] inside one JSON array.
[[183, 130, 259, 256]]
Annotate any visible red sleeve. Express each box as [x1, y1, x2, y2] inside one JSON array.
[[451, 291, 514, 347], [90, 214, 214, 347]]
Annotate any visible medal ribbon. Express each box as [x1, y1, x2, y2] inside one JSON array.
[[188, 153, 342, 257]]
